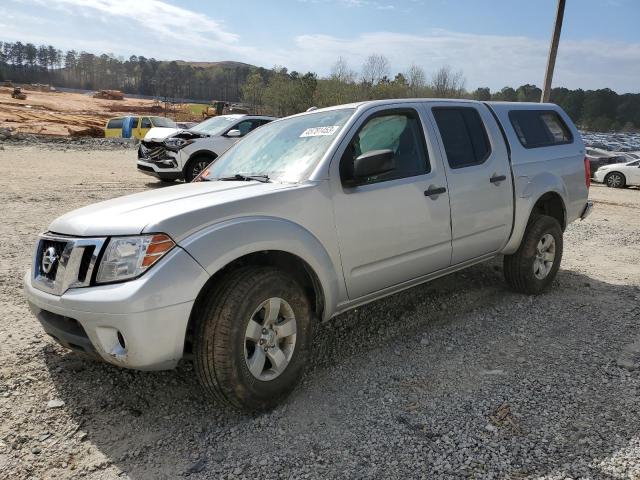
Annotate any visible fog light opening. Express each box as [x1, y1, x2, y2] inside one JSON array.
[[117, 331, 126, 349]]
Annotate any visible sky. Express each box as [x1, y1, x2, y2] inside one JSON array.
[[1, 0, 639, 93]]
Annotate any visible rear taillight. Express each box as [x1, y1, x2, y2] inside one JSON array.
[[584, 157, 591, 189]]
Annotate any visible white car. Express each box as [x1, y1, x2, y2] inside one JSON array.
[[137, 114, 275, 182], [593, 158, 640, 188]]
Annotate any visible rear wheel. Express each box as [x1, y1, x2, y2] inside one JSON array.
[[185, 155, 214, 182], [605, 172, 626, 188], [193, 267, 313, 411], [503, 214, 563, 294]]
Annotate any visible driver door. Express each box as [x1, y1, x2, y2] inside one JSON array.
[[331, 106, 452, 300]]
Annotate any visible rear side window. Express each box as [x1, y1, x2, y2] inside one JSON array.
[[432, 107, 491, 169], [509, 110, 572, 148], [107, 118, 123, 129]]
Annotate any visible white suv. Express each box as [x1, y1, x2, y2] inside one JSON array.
[[137, 114, 275, 182]]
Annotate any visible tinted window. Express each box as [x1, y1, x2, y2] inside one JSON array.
[[141, 117, 152, 128], [234, 119, 262, 136], [433, 107, 490, 169], [509, 110, 572, 148], [341, 111, 430, 185], [107, 118, 123, 129]]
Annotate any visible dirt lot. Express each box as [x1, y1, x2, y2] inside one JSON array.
[[1, 146, 639, 479], [0, 88, 162, 136]]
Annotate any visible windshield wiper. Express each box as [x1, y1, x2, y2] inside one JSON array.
[[217, 174, 271, 183]]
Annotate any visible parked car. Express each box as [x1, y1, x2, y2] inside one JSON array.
[[593, 158, 640, 187], [104, 116, 176, 140], [137, 114, 276, 182], [25, 99, 591, 411]]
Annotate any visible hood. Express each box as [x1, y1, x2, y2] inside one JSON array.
[[49, 181, 299, 240], [143, 127, 181, 141]]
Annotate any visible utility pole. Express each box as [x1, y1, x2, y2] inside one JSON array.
[[541, 0, 566, 103]]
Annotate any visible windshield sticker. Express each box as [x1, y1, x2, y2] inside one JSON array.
[[299, 126, 340, 138]]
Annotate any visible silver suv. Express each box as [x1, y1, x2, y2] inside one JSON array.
[[25, 99, 592, 411]]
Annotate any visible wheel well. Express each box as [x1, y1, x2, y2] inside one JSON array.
[[184, 151, 217, 174], [532, 192, 566, 230], [183, 251, 324, 355]]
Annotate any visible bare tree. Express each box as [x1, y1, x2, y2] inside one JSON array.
[[330, 57, 356, 83], [361, 54, 390, 86], [431, 65, 466, 98], [406, 64, 426, 96]]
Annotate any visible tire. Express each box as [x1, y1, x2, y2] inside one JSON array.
[[193, 267, 313, 411], [605, 172, 626, 188], [503, 214, 563, 294], [184, 155, 214, 182]]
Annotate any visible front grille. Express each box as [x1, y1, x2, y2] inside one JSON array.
[[32, 234, 106, 295], [139, 142, 169, 161]]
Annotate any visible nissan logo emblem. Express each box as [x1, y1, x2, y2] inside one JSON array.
[[41, 246, 58, 274]]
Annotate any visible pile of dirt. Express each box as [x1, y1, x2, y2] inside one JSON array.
[[0, 87, 163, 137]]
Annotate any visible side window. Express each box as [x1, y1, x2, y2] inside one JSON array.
[[433, 107, 491, 169], [234, 120, 261, 136], [107, 118, 123, 129], [509, 110, 572, 148], [141, 117, 152, 128], [340, 110, 430, 186], [130, 117, 138, 129]]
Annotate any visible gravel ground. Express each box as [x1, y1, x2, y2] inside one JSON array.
[[1, 146, 639, 480]]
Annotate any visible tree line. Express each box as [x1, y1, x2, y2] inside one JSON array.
[[1, 40, 639, 131], [0, 40, 257, 102]]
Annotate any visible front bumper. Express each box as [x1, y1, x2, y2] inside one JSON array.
[[593, 170, 607, 183], [24, 247, 209, 370], [137, 160, 182, 181]]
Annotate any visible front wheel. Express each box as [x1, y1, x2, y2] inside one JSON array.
[[193, 267, 313, 411], [184, 155, 213, 182], [503, 215, 563, 294], [605, 172, 626, 188]]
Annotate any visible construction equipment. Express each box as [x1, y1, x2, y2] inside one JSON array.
[[201, 100, 229, 119], [11, 87, 26, 100]]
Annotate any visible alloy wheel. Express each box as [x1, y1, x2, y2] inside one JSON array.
[[533, 233, 556, 280], [244, 297, 297, 381]]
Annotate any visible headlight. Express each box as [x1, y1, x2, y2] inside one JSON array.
[[163, 137, 193, 151], [96, 234, 175, 284]]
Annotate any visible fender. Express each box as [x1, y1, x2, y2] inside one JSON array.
[[187, 149, 218, 162], [501, 171, 568, 255], [178, 216, 340, 321]]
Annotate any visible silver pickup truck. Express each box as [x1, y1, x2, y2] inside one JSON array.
[[24, 99, 592, 411]]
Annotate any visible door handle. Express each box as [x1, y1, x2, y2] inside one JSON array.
[[490, 174, 507, 184], [424, 186, 446, 197]]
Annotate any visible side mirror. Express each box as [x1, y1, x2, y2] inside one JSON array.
[[226, 129, 242, 138], [353, 149, 395, 179]]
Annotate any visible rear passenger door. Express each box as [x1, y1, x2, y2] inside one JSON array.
[[429, 103, 513, 264]]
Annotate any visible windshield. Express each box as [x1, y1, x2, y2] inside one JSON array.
[[189, 116, 238, 136], [202, 109, 354, 183], [152, 117, 176, 128]]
